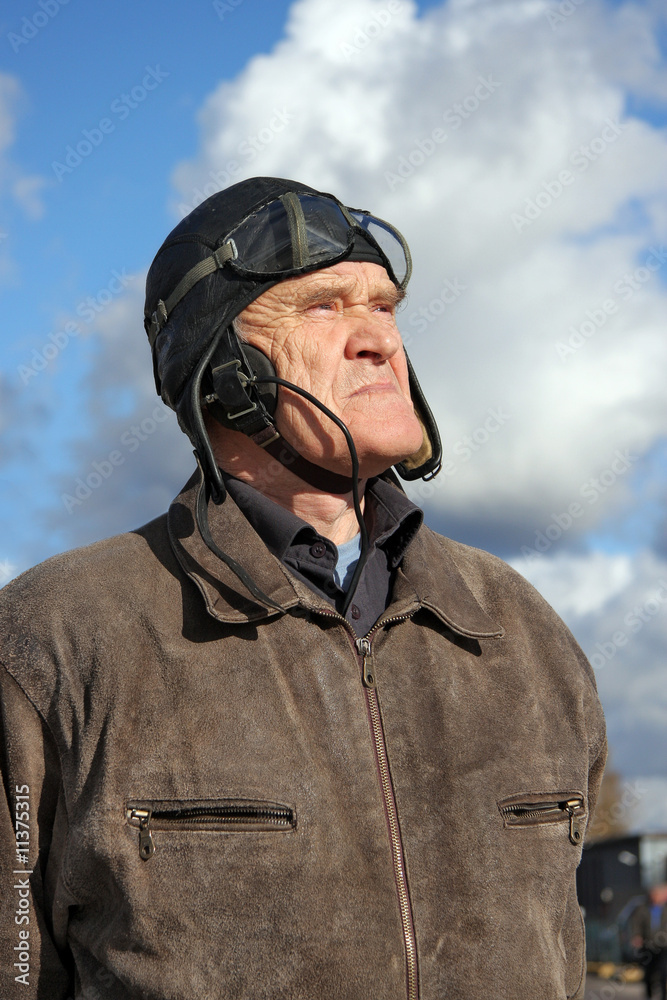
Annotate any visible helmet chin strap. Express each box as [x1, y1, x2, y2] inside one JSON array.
[[249, 420, 356, 496]]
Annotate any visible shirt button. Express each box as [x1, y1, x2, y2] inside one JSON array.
[[350, 604, 361, 620], [310, 542, 327, 558]]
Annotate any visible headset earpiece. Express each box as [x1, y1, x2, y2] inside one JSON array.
[[201, 325, 278, 431], [240, 344, 278, 417]]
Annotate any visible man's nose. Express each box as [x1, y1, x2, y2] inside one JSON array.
[[344, 310, 402, 362]]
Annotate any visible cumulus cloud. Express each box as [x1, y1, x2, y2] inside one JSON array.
[[510, 550, 636, 617], [513, 548, 667, 781], [171, 0, 667, 549]]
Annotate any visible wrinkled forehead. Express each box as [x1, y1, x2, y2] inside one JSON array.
[[242, 260, 402, 316]]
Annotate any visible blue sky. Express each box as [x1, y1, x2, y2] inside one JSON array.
[[1, 0, 667, 826], [1, 0, 293, 553]]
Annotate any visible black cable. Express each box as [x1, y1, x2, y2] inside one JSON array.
[[190, 326, 227, 503], [194, 465, 284, 613], [249, 374, 370, 617], [189, 328, 283, 611]]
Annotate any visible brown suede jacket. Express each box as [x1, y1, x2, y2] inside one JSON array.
[[0, 473, 606, 1000]]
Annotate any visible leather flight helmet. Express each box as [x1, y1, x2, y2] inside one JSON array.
[[144, 176, 442, 498]]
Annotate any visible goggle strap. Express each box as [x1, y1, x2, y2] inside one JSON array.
[[339, 205, 358, 228], [281, 192, 309, 269], [146, 243, 235, 347]]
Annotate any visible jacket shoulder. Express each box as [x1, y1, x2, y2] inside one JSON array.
[[421, 528, 565, 619], [0, 513, 188, 727], [0, 513, 174, 611], [415, 527, 600, 685], [0, 514, 179, 692]]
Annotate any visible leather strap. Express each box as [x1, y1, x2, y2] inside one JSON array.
[[254, 431, 356, 495]]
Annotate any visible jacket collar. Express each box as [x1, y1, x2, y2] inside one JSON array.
[[398, 527, 504, 639], [167, 471, 502, 639], [168, 471, 299, 623]]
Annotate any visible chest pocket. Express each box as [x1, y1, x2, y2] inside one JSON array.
[[126, 799, 297, 860], [497, 791, 586, 846]]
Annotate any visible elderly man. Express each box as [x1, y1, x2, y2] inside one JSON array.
[[0, 177, 605, 999]]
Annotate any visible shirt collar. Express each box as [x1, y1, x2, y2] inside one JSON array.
[[223, 472, 423, 565], [223, 472, 315, 562]]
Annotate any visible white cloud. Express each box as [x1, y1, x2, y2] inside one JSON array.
[[510, 549, 635, 617], [0, 72, 47, 222], [0, 559, 17, 587], [170, 0, 667, 540], [509, 547, 667, 780]]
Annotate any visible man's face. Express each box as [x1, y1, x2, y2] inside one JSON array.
[[236, 260, 424, 479]]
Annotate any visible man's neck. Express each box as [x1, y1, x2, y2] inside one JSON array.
[[219, 458, 365, 546], [240, 475, 363, 545]]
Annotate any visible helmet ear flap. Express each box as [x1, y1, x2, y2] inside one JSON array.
[[394, 352, 442, 482]]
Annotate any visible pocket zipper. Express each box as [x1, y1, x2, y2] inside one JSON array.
[[498, 794, 586, 846], [126, 800, 297, 861]]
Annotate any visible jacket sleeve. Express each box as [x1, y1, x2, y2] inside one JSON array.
[[586, 727, 608, 835], [0, 667, 74, 999]]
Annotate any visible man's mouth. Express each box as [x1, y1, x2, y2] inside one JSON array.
[[349, 381, 398, 397]]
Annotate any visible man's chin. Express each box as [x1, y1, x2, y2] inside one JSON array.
[[354, 438, 427, 480], [276, 412, 425, 483]]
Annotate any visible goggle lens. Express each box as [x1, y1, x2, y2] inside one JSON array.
[[349, 211, 409, 286], [229, 199, 297, 273]]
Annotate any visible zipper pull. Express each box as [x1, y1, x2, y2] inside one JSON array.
[[566, 800, 585, 846], [355, 638, 376, 688], [130, 808, 155, 861]]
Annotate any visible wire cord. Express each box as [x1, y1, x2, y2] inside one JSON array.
[[250, 375, 370, 616]]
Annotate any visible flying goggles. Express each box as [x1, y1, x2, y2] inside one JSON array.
[[147, 192, 412, 346]]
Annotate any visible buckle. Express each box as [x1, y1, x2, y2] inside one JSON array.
[[228, 400, 258, 420], [147, 300, 169, 345], [209, 359, 258, 421]]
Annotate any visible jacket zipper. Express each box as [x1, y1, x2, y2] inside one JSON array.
[[355, 615, 419, 1000], [499, 795, 586, 845], [127, 802, 296, 861], [298, 606, 420, 999]]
